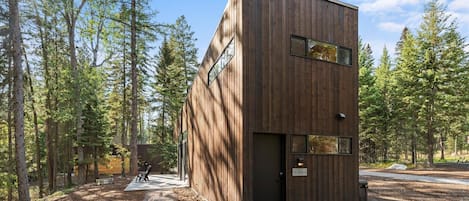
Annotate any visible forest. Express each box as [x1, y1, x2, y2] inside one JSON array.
[[0, 0, 468, 200], [359, 1, 469, 166], [1, 0, 198, 200]]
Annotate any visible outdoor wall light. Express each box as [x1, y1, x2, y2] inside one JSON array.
[[296, 157, 305, 167], [336, 112, 346, 120]]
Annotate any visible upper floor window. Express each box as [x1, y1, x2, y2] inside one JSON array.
[[208, 38, 235, 85], [291, 35, 352, 66]]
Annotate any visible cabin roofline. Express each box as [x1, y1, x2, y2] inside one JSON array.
[[328, 0, 358, 10]]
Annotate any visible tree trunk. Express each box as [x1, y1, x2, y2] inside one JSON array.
[[46, 79, 55, 194], [411, 112, 418, 165], [454, 135, 458, 155], [31, 0, 49, 194], [94, 146, 99, 179], [42, 13, 55, 194], [53, 46, 60, 190], [139, 112, 144, 143], [121, 19, 127, 177], [411, 134, 417, 165], [129, 0, 139, 176], [7, 49, 13, 201], [440, 132, 445, 160], [65, 124, 74, 187], [31, 0, 49, 195], [426, 87, 436, 166], [24, 47, 44, 198], [162, 105, 166, 143], [64, 0, 87, 184], [10, 0, 32, 199]]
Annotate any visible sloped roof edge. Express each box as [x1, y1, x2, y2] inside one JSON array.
[[328, 0, 358, 10]]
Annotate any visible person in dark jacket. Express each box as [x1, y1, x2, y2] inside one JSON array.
[[143, 161, 152, 181]]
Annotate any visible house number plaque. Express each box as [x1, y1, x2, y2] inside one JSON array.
[[292, 168, 307, 177]]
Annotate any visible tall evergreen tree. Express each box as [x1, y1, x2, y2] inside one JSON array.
[[414, 0, 467, 165], [170, 15, 199, 94], [129, 0, 138, 176], [62, 0, 87, 184], [9, 0, 31, 199], [392, 28, 420, 164], [81, 67, 110, 180], [153, 38, 174, 143], [358, 39, 381, 163], [375, 46, 392, 161]]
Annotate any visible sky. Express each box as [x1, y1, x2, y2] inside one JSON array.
[[151, 0, 469, 64]]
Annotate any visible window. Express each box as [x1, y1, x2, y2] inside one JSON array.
[[308, 40, 337, 63], [208, 38, 235, 85], [291, 36, 306, 57], [291, 135, 352, 155], [290, 35, 352, 66], [308, 136, 338, 154], [338, 137, 352, 154], [291, 135, 307, 153], [337, 47, 352, 65]]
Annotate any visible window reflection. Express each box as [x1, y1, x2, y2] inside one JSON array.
[[308, 136, 338, 154], [291, 135, 352, 155], [308, 40, 337, 63], [208, 38, 235, 85], [290, 35, 352, 66]]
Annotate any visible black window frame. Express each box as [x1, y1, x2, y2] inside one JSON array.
[[290, 34, 352, 66], [291, 135, 353, 155], [208, 38, 235, 85]]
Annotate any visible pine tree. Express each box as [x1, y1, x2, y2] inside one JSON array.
[[170, 15, 199, 94], [81, 67, 110, 180], [129, 0, 138, 176], [394, 28, 422, 165], [10, 0, 31, 199], [415, 0, 467, 165], [153, 38, 174, 143], [62, 0, 87, 184], [358, 39, 381, 163], [375, 46, 392, 161], [436, 22, 468, 159]]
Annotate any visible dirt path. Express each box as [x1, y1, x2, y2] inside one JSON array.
[[361, 168, 469, 201], [362, 175, 469, 201], [46, 168, 469, 201], [48, 176, 203, 201]]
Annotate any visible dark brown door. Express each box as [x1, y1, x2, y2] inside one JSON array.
[[253, 134, 286, 201]]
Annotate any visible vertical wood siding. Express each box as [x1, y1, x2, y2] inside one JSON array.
[[179, 0, 357, 200], [180, 0, 243, 200], [243, 0, 358, 200]]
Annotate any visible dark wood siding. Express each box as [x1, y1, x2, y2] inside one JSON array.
[[179, 0, 243, 200], [243, 0, 358, 200], [178, 0, 357, 200]]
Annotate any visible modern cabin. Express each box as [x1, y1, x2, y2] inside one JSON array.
[[174, 0, 359, 200]]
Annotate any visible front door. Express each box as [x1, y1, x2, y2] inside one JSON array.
[[253, 134, 286, 201]]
